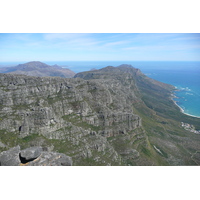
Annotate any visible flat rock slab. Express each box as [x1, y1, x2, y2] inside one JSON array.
[[26, 152, 73, 166], [20, 146, 43, 160], [0, 146, 72, 166]]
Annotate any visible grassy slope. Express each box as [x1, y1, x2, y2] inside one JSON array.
[[131, 70, 200, 165]]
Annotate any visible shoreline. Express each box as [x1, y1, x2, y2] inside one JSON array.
[[171, 96, 200, 119]]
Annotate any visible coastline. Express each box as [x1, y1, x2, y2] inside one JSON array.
[[171, 95, 200, 119]]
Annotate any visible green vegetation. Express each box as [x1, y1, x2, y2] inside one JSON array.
[[62, 113, 101, 132], [141, 146, 151, 157]]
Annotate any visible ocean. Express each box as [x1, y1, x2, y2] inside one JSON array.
[[1, 61, 200, 118], [140, 63, 200, 118]]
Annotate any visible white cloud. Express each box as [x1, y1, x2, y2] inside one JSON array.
[[43, 33, 89, 41], [123, 43, 200, 52], [43, 33, 103, 50], [103, 41, 129, 47]]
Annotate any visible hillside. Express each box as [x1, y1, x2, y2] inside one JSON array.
[[0, 64, 200, 165], [0, 61, 75, 78]]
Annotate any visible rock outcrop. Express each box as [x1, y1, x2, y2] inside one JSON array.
[[0, 146, 21, 166], [0, 72, 141, 138], [0, 65, 145, 165], [0, 146, 72, 166], [20, 146, 43, 161]]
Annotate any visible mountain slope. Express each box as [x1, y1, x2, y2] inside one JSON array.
[[75, 64, 200, 165], [0, 61, 75, 78], [0, 64, 200, 165]]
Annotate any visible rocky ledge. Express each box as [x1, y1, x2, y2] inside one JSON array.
[[0, 146, 73, 166]]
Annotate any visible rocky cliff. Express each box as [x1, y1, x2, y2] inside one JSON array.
[[0, 68, 143, 165], [0, 64, 200, 166]]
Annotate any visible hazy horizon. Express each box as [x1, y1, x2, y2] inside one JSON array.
[[1, 60, 200, 74], [0, 33, 200, 62]]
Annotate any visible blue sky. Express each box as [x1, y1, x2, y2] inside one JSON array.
[[0, 33, 200, 62]]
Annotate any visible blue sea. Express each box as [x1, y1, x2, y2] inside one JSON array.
[[1, 61, 200, 117]]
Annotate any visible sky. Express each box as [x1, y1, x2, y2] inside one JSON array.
[[0, 33, 200, 62]]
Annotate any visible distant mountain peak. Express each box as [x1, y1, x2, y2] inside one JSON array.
[[0, 61, 75, 78], [90, 68, 98, 71], [117, 64, 142, 74], [51, 64, 61, 69], [27, 61, 44, 64], [118, 64, 134, 68], [23, 61, 46, 65], [19, 61, 49, 68]]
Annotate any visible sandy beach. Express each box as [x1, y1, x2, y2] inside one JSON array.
[[171, 95, 200, 119]]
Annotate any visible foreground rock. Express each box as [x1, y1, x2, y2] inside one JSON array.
[[0, 146, 21, 166], [20, 146, 43, 161], [0, 146, 72, 166], [25, 151, 73, 166]]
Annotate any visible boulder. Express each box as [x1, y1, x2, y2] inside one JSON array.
[[20, 146, 42, 161]]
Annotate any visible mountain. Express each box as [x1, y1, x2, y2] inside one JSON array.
[[0, 61, 75, 78], [0, 64, 200, 166]]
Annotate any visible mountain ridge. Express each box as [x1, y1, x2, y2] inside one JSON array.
[[0, 61, 75, 78], [0, 63, 200, 165]]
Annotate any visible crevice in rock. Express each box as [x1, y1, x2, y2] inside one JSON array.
[[19, 153, 37, 164]]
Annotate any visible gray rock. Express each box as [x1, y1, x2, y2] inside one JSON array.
[[57, 154, 73, 166], [0, 146, 73, 166], [20, 146, 43, 161], [26, 152, 73, 166], [0, 146, 21, 166], [0, 72, 141, 138], [0, 69, 143, 166]]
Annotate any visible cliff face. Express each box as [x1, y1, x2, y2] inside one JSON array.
[[0, 72, 141, 137], [0, 68, 144, 165], [1, 64, 200, 166]]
